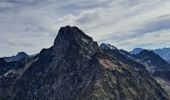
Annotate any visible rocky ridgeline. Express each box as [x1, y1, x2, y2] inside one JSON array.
[[0, 26, 169, 100]]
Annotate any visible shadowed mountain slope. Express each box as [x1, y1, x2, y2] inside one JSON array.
[[0, 26, 169, 100]]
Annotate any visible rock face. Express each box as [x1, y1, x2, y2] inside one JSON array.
[[0, 57, 32, 99], [109, 46, 170, 97], [135, 50, 170, 73], [0, 57, 28, 76], [0, 26, 169, 100], [120, 48, 170, 77], [134, 50, 170, 96], [133, 50, 170, 81]]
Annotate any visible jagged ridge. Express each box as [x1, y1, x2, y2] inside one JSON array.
[[0, 26, 169, 100]]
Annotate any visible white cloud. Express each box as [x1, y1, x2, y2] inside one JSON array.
[[0, 0, 170, 56]]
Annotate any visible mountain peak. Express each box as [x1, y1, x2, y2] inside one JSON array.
[[54, 26, 93, 44], [131, 48, 143, 54], [139, 49, 158, 57], [136, 49, 162, 61], [3, 52, 28, 62], [53, 26, 98, 56], [135, 49, 170, 72], [16, 52, 28, 57], [0, 26, 169, 100], [100, 43, 117, 50]]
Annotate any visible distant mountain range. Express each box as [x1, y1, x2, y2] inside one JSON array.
[[3, 52, 29, 62], [154, 48, 170, 63], [0, 26, 169, 100], [131, 48, 170, 64]]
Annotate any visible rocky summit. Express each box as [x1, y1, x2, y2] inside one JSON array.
[[0, 26, 169, 100]]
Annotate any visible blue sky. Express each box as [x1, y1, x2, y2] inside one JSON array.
[[0, 0, 170, 57]]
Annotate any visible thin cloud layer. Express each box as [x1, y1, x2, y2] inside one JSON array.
[[0, 0, 170, 56]]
